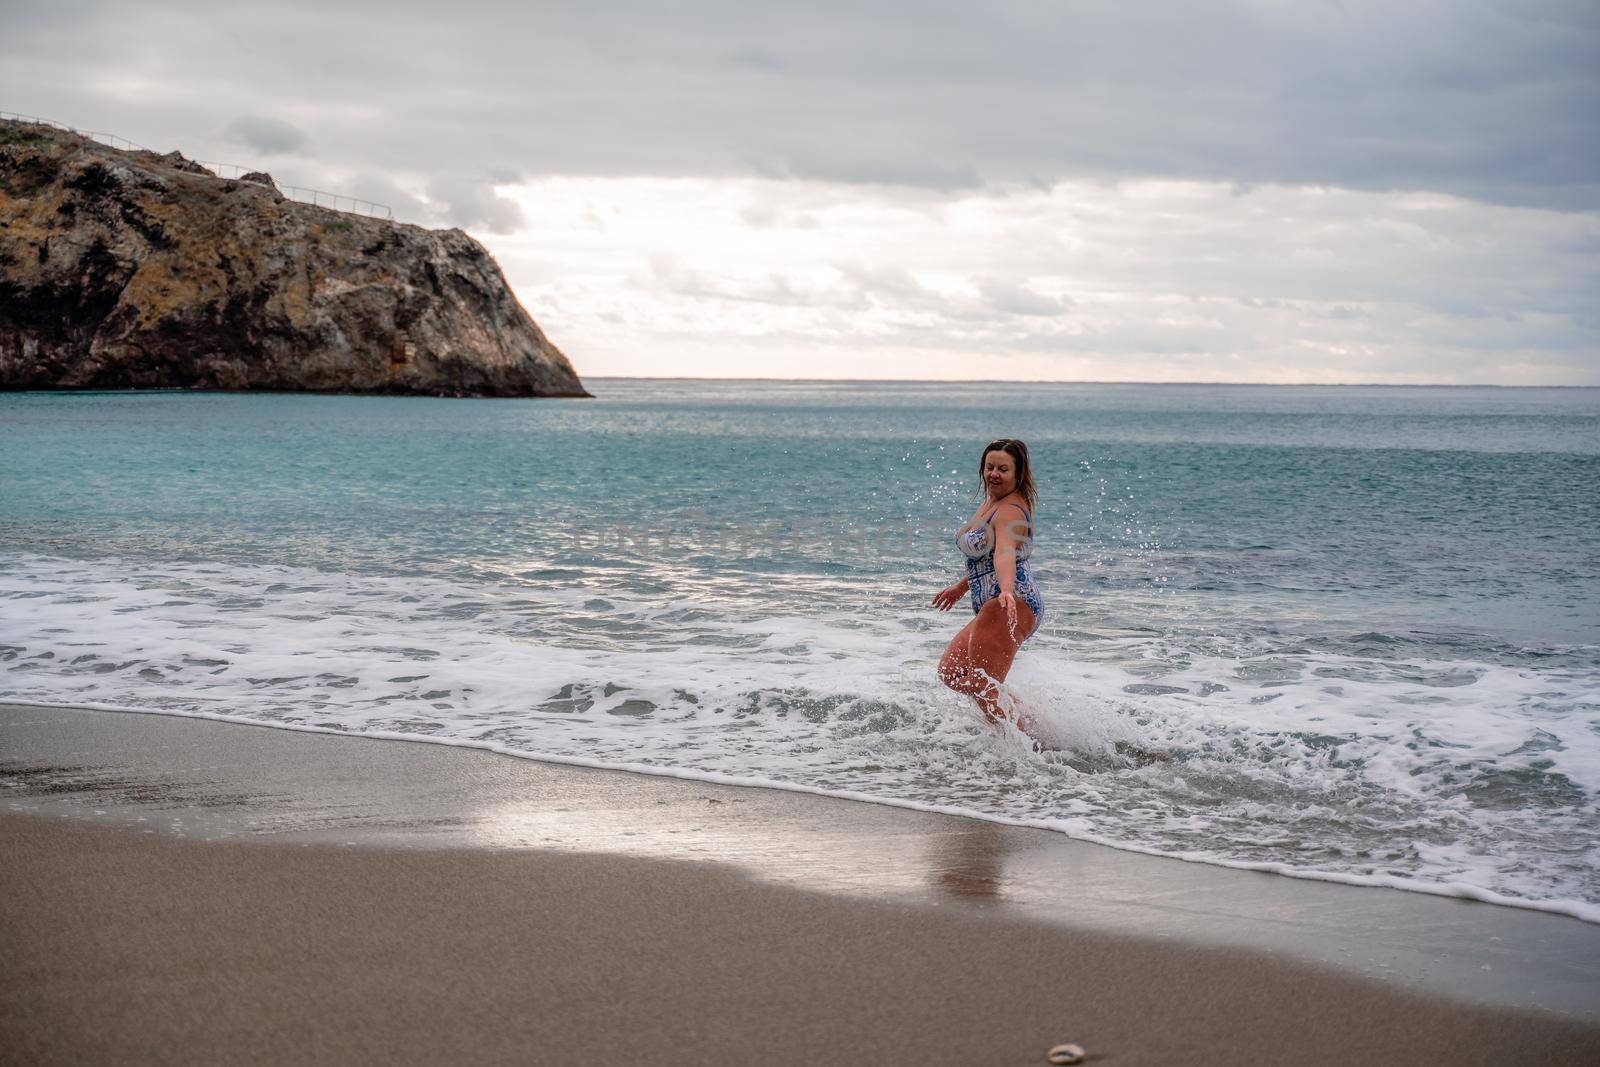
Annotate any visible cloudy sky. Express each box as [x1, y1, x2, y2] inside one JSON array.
[[4, 0, 1597, 383]]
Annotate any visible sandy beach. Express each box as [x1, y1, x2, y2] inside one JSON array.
[[4, 703, 1599, 1066]]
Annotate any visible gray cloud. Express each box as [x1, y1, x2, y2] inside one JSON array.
[[3, 0, 1595, 208], [427, 172, 527, 234], [224, 115, 309, 155], [978, 278, 1071, 318], [832, 261, 931, 304], [725, 45, 783, 71]]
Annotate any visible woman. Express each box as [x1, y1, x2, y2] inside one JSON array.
[[933, 438, 1044, 727]]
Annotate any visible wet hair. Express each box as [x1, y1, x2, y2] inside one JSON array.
[[979, 438, 1036, 512]]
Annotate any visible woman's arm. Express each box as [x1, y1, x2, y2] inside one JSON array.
[[993, 503, 1025, 597], [932, 576, 969, 611], [992, 503, 1028, 634]]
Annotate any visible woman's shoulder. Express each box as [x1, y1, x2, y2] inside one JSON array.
[[992, 497, 1033, 535], [971, 495, 1032, 525]]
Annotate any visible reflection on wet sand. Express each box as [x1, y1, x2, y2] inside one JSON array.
[[462, 797, 1020, 906], [927, 824, 1007, 901]]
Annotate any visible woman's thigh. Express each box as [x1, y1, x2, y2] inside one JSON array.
[[968, 599, 1034, 679], [939, 615, 982, 678]]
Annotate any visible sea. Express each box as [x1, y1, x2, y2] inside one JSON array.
[[3, 380, 1598, 920]]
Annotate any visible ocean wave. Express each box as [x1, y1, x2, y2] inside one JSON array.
[[4, 549, 1598, 923]]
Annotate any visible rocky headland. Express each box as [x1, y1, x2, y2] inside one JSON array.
[[0, 119, 588, 396]]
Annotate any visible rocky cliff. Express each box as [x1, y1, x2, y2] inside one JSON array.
[[0, 120, 588, 397]]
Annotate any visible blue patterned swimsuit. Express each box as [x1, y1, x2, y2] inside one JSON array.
[[957, 500, 1044, 639]]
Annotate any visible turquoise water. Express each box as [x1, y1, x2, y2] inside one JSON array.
[[3, 381, 1598, 917]]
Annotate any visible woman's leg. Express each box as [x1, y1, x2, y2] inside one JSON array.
[[966, 599, 1035, 724], [938, 616, 983, 695]]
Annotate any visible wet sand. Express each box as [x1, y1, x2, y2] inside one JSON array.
[[3, 703, 1599, 1065]]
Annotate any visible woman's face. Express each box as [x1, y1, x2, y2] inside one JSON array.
[[982, 450, 1017, 496]]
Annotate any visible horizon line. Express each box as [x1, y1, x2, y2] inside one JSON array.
[[583, 375, 1599, 389]]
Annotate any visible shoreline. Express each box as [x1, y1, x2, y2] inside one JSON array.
[[5, 696, 1597, 926], [4, 702, 1600, 1027]]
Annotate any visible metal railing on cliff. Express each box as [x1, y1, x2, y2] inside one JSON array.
[[0, 111, 394, 220]]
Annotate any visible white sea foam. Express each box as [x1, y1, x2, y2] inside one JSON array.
[[3, 550, 1598, 922]]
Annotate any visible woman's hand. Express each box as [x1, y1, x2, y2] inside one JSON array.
[[998, 590, 1018, 637], [932, 581, 967, 611]]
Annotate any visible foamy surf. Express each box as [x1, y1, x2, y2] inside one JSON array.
[[5, 549, 1597, 923]]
